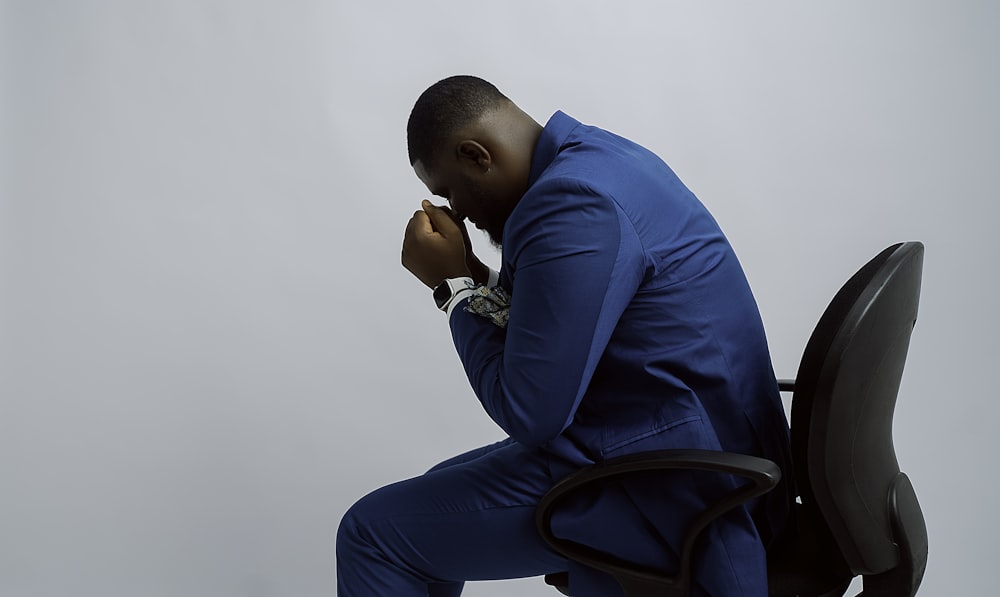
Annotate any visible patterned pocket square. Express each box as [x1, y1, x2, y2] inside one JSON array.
[[465, 285, 511, 328]]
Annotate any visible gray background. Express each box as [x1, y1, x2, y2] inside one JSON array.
[[2, 1, 997, 595]]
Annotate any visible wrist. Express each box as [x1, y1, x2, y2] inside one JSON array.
[[469, 261, 490, 286], [432, 277, 476, 314]]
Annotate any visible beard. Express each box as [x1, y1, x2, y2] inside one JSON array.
[[482, 220, 504, 249]]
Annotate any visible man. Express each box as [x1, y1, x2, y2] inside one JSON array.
[[337, 75, 793, 596]]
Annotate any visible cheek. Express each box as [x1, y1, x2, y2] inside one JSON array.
[[451, 179, 478, 213], [481, 185, 514, 219], [452, 192, 475, 218]]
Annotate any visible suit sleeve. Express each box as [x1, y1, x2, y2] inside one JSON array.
[[448, 178, 644, 447]]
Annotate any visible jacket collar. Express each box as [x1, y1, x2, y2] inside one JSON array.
[[527, 111, 580, 188]]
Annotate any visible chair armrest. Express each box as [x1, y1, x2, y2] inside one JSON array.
[[777, 378, 796, 392], [535, 449, 781, 597]]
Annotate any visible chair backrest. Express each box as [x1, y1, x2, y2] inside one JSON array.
[[789, 242, 926, 584]]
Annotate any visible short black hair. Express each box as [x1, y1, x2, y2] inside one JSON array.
[[407, 75, 509, 166]]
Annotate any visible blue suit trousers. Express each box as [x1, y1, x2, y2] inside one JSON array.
[[336, 437, 764, 596]]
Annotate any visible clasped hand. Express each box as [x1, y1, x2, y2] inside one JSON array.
[[402, 200, 488, 289]]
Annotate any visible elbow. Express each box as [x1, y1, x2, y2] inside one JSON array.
[[482, 369, 578, 448]]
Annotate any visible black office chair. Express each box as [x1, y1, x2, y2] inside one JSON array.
[[536, 242, 928, 597]]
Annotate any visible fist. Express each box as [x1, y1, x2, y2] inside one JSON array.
[[401, 200, 472, 288]]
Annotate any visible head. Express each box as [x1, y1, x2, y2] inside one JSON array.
[[407, 75, 542, 247]]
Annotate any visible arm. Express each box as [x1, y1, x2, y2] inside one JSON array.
[[450, 179, 644, 447]]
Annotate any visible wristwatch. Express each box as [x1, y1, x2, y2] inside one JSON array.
[[433, 277, 475, 313]]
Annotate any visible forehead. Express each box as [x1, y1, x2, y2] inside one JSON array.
[[413, 159, 435, 189], [413, 157, 455, 197]]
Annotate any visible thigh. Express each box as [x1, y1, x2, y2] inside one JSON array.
[[345, 439, 568, 584], [425, 437, 515, 474]]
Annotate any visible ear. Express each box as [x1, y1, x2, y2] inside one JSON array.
[[456, 140, 492, 173]]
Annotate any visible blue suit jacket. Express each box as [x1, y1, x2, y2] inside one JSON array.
[[449, 112, 793, 594]]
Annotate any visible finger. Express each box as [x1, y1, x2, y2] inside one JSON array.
[[421, 200, 461, 236], [437, 204, 465, 228], [405, 209, 434, 236]]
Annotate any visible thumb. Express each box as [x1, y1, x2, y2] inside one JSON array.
[[422, 200, 460, 236]]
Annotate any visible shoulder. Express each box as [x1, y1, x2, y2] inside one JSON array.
[[510, 173, 618, 233], [502, 174, 622, 262]]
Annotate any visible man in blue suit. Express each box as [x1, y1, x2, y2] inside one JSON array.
[[337, 76, 793, 596]]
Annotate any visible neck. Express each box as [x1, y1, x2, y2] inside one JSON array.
[[501, 103, 543, 160], [481, 102, 543, 189]]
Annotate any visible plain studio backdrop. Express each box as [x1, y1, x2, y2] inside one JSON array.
[[2, 1, 997, 595]]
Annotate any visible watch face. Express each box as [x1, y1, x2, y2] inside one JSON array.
[[433, 281, 452, 309]]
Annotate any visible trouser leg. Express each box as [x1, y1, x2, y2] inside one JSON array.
[[336, 439, 568, 596], [428, 438, 517, 597]]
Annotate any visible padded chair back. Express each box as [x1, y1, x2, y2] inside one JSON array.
[[789, 242, 927, 591]]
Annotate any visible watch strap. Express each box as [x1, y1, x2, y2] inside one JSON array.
[[433, 277, 475, 313]]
